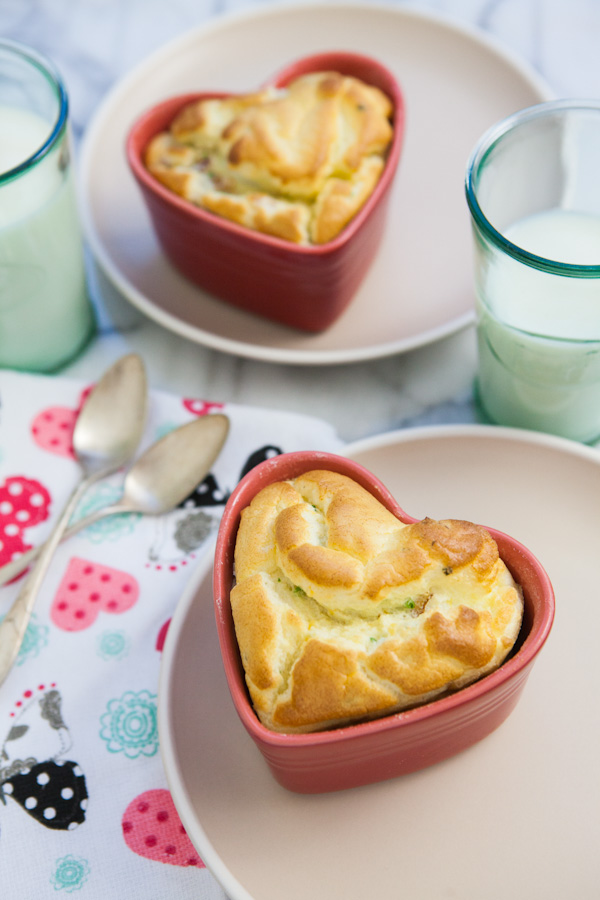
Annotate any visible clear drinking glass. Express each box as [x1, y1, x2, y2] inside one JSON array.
[[0, 39, 95, 371], [465, 100, 600, 444]]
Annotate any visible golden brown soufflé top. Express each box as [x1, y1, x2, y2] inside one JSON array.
[[144, 71, 394, 244], [230, 469, 524, 734]]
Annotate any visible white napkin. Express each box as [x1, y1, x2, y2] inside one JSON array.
[[0, 368, 341, 899]]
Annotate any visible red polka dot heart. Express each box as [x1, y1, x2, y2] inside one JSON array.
[[30, 386, 93, 459], [0, 477, 51, 578], [122, 789, 204, 868], [51, 558, 139, 632]]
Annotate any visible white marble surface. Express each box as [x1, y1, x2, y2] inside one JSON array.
[[3, 0, 600, 443]]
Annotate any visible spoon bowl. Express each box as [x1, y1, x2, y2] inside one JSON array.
[[72, 353, 148, 474], [118, 413, 230, 515]]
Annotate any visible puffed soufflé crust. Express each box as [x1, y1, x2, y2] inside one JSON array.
[[230, 470, 524, 734], [144, 72, 393, 244]]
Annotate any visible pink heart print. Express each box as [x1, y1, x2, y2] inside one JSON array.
[[182, 398, 224, 417], [51, 557, 139, 631], [0, 477, 51, 579], [122, 789, 204, 868], [31, 385, 93, 458]]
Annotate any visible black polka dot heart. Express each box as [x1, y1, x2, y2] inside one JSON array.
[[3, 760, 88, 830]]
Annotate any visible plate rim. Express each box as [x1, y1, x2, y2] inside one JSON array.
[[158, 423, 599, 900], [79, 1, 553, 367], [340, 420, 600, 462], [158, 544, 254, 900]]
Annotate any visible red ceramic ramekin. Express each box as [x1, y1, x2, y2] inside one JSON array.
[[213, 450, 555, 794], [126, 52, 405, 332]]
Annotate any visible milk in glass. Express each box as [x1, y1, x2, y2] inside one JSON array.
[[476, 208, 600, 442], [0, 104, 94, 370]]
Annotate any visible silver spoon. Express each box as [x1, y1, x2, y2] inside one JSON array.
[[0, 353, 148, 686], [0, 413, 230, 585]]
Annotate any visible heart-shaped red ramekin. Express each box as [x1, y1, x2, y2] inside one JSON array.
[[126, 52, 405, 332], [213, 450, 555, 794]]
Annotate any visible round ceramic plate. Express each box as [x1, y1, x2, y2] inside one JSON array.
[[159, 425, 600, 900], [80, 3, 551, 365]]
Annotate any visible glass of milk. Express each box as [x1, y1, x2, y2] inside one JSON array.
[[465, 100, 600, 444], [0, 39, 95, 371]]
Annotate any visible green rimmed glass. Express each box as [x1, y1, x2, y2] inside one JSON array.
[[465, 100, 600, 443], [0, 39, 95, 371]]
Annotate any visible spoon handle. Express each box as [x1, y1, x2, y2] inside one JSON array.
[[0, 473, 104, 686], [0, 501, 128, 587]]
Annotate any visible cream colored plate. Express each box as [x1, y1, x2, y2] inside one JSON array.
[[159, 425, 600, 900], [79, 3, 551, 365]]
